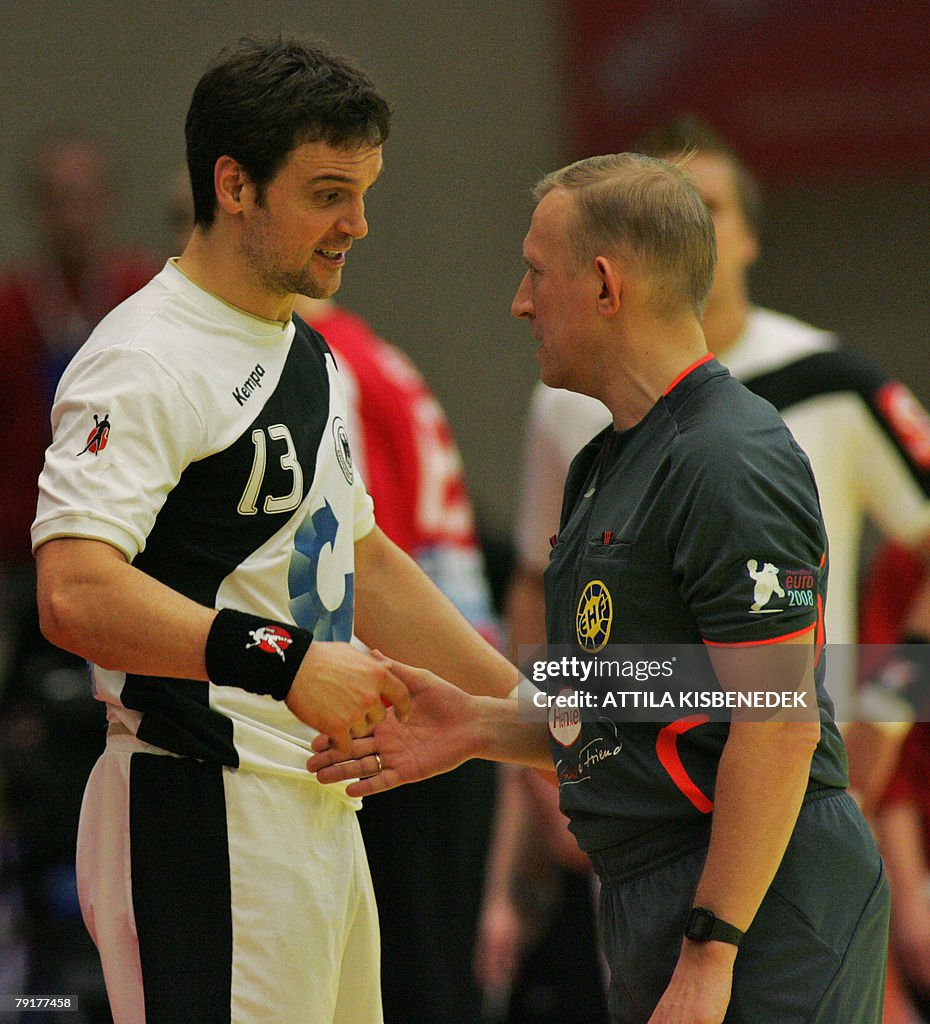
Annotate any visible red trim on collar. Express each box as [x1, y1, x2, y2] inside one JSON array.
[[662, 352, 715, 397]]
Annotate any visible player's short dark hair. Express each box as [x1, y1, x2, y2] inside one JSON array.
[[185, 35, 392, 229], [633, 115, 763, 236]]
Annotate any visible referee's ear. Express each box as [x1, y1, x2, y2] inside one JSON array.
[[594, 255, 623, 318]]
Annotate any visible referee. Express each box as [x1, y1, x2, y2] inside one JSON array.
[[312, 153, 891, 1024]]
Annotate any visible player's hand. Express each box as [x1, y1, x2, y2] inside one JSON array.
[[284, 642, 410, 755], [307, 659, 479, 796], [647, 941, 734, 1024]]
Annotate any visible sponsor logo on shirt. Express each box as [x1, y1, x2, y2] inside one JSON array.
[[548, 687, 582, 746], [233, 363, 266, 407], [332, 417, 353, 484], [554, 720, 624, 783], [576, 579, 612, 651], [76, 413, 110, 457]]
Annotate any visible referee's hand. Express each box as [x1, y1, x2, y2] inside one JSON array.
[[307, 659, 478, 796]]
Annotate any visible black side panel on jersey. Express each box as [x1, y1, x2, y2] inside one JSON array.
[[133, 319, 331, 601], [123, 320, 332, 762], [743, 349, 930, 497], [125, 677, 238, 765], [130, 753, 233, 1024]]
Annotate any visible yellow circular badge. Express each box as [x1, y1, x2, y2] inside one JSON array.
[[576, 579, 612, 652]]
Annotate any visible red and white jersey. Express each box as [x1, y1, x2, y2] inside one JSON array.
[[309, 305, 497, 640]]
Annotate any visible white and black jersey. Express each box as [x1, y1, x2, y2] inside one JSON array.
[[33, 261, 374, 782]]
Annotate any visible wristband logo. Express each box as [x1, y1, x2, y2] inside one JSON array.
[[576, 579, 612, 652], [245, 624, 293, 661]]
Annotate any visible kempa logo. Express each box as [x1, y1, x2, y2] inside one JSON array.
[[233, 363, 266, 406]]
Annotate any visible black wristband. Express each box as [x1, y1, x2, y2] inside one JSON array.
[[205, 608, 313, 700]]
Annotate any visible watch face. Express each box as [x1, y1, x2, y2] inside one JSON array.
[[687, 908, 715, 940]]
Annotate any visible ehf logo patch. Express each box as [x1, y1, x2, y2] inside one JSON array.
[[576, 579, 612, 651], [332, 417, 353, 484], [746, 560, 815, 614], [245, 624, 294, 661], [76, 413, 110, 457]]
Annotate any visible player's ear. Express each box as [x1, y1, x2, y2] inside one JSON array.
[[214, 156, 252, 217], [594, 255, 622, 317]]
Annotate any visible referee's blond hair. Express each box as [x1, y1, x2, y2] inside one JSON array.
[[533, 153, 717, 319]]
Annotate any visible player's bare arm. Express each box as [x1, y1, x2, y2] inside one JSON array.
[[353, 525, 518, 697], [36, 535, 409, 753]]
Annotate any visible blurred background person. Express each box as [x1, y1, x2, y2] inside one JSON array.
[[860, 539, 930, 1024], [876, 721, 930, 1024], [0, 133, 158, 659], [302, 291, 501, 1024], [0, 131, 159, 1022], [476, 114, 930, 1023]]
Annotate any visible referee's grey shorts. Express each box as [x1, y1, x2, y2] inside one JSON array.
[[590, 789, 890, 1024]]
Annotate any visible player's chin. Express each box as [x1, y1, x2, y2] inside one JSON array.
[[296, 278, 339, 303]]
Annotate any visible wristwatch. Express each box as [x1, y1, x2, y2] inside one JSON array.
[[685, 907, 744, 948]]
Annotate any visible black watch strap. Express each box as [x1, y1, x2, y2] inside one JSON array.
[[685, 906, 744, 948]]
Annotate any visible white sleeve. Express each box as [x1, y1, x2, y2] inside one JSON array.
[[32, 346, 205, 560], [850, 396, 930, 545], [513, 385, 610, 573], [352, 466, 376, 542]]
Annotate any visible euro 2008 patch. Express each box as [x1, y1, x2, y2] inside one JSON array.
[[745, 559, 815, 615]]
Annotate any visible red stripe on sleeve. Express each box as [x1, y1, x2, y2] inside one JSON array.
[[703, 622, 816, 648]]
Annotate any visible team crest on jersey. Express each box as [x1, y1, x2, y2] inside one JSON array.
[[332, 417, 353, 484], [746, 560, 815, 614], [576, 579, 612, 651], [875, 382, 930, 469], [245, 624, 293, 661], [76, 413, 111, 457]]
